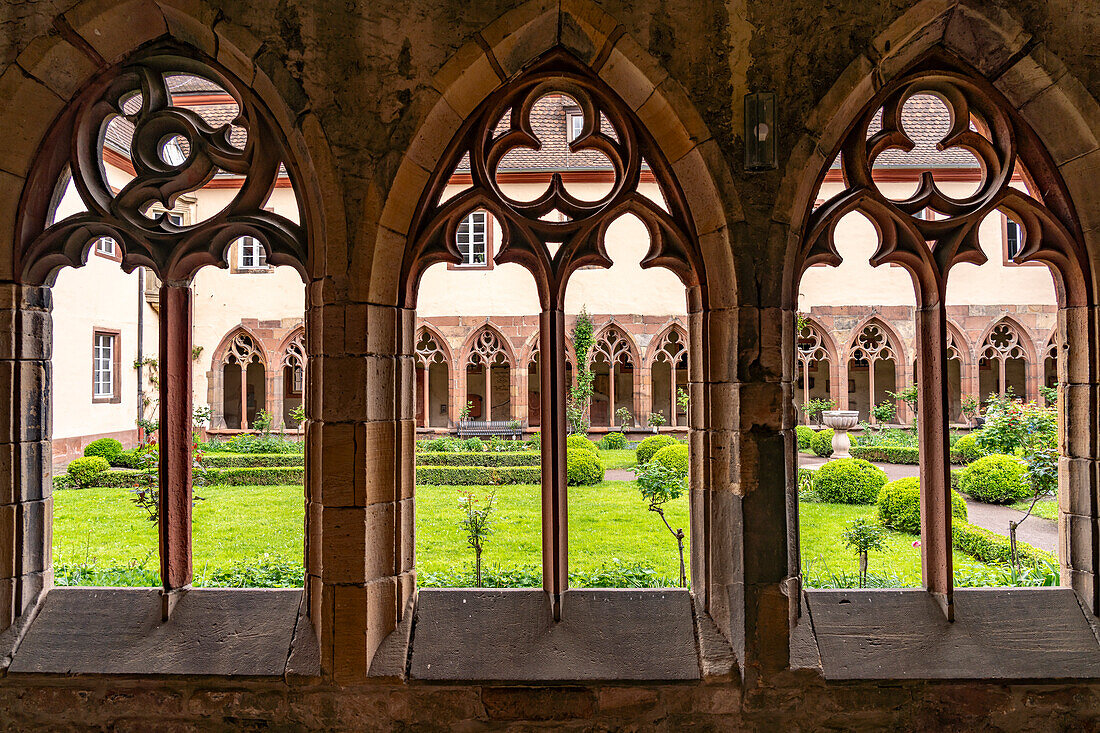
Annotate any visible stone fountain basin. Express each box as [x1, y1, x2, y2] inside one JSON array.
[[822, 410, 860, 430]]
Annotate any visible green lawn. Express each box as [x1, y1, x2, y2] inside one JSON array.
[[52, 441, 1012, 588], [799, 502, 999, 586], [54, 483, 304, 585], [1010, 498, 1057, 522]]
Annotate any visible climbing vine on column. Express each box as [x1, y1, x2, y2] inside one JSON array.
[[567, 308, 594, 433]]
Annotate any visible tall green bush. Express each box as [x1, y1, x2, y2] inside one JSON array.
[[67, 456, 110, 488], [812, 428, 834, 458], [877, 477, 967, 534], [795, 425, 815, 451], [636, 435, 677, 464], [951, 432, 985, 464], [959, 454, 1030, 504], [84, 438, 123, 464], [813, 458, 887, 504], [651, 443, 689, 478], [566, 449, 604, 485]]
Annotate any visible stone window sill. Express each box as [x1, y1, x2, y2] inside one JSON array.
[[408, 588, 710, 681], [802, 587, 1100, 681], [6, 587, 314, 677]]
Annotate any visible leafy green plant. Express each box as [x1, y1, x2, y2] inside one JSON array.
[[615, 407, 633, 429], [877, 477, 967, 534], [464, 437, 485, 452], [1039, 384, 1058, 407], [812, 428, 834, 457], [636, 435, 677, 464], [252, 409, 274, 435], [84, 438, 123, 464], [959, 454, 1030, 504], [600, 431, 628, 449], [568, 308, 595, 433], [647, 411, 667, 428], [813, 458, 888, 504], [888, 383, 918, 416], [566, 433, 599, 455], [67, 456, 110, 488], [651, 442, 689, 478], [871, 399, 897, 424], [796, 425, 815, 451], [459, 400, 474, 421], [977, 393, 1055, 455], [801, 397, 836, 427], [676, 387, 690, 415], [192, 405, 212, 429], [951, 432, 985, 464], [797, 467, 818, 501], [458, 489, 497, 587], [961, 394, 980, 425], [566, 449, 604, 485], [632, 461, 687, 587], [290, 403, 306, 426], [841, 518, 886, 587]]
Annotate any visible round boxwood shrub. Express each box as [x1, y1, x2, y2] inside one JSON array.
[[566, 449, 604, 485], [952, 432, 984, 464], [813, 458, 888, 504], [636, 435, 677, 464], [796, 425, 815, 451], [812, 428, 835, 458], [959, 454, 1030, 504], [567, 434, 599, 455], [600, 431, 627, 450], [84, 438, 123, 464], [112, 448, 142, 469], [652, 443, 689, 478], [67, 456, 110, 488], [877, 476, 967, 533]]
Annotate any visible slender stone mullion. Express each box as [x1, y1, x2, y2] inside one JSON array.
[[158, 282, 194, 595], [915, 299, 954, 621], [539, 309, 567, 619]]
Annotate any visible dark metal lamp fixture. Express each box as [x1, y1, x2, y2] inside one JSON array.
[[744, 92, 777, 171]]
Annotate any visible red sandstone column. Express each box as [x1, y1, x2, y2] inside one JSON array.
[[158, 282, 193, 593], [539, 309, 567, 619], [239, 362, 249, 429], [915, 299, 954, 620]]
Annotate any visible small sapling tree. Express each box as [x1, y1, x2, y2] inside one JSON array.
[[632, 461, 687, 587], [458, 489, 497, 587], [961, 394, 980, 426], [615, 406, 633, 430], [842, 518, 886, 588]]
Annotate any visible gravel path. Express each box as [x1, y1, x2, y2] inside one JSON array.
[[799, 453, 1058, 553]]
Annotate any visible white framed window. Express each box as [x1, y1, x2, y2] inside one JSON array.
[[456, 212, 487, 267], [166, 212, 184, 226], [567, 112, 584, 142], [1006, 219, 1021, 259], [93, 332, 117, 400], [95, 237, 117, 257], [237, 236, 268, 270]]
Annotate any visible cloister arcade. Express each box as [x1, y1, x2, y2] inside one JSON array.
[[2, 1, 1100, 728]]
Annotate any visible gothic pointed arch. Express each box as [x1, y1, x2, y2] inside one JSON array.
[[845, 316, 904, 368], [647, 322, 690, 428], [460, 323, 516, 370], [415, 325, 453, 429]]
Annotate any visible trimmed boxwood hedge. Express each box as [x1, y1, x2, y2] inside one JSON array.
[[567, 449, 604, 486], [795, 425, 815, 451], [651, 443, 689, 478], [416, 465, 542, 485], [877, 477, 967, 533], [637, 435, 677, 464], [813, 458, 888, 504], [416, 451, 540, 467], [811, 429, 834, 458], [952, 520, 1055, 566], [959, 454, 1030, 504], [850, 445, 919, 464], [206, 467, 305, 486], [203, 453, 306, 468]]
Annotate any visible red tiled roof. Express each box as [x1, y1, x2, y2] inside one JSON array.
[[102, 80, 980, 176]]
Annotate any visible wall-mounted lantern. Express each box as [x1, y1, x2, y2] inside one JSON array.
[[744, 92, 777, 171]]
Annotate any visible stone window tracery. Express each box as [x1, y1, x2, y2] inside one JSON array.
[[591, 327, 636, 428], [416, 329, 450, 428], [652, 327, 688, 427], [796, 323, 832, 416]]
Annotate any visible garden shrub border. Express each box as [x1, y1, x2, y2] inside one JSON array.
[[850, 445, 919, 464], [416, 465, 542, 486], [952, 521, 1055, 566], [416, 451, 540, 467]]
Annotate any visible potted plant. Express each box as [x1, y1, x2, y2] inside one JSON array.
[[647, 411, 666, 433]]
